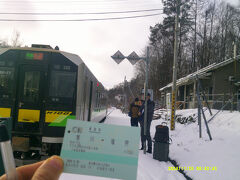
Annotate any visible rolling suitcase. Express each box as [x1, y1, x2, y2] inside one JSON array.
[[154, 122, 169, 143], [153, 122, 171, 161], [153, 142, 169, 161]]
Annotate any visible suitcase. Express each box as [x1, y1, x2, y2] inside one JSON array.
[[154, 122, 169, 143], [153, 142, 169, 161], [153, 122, 171, 162]]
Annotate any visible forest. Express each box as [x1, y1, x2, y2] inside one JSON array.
[[108, 0, 240, 106]]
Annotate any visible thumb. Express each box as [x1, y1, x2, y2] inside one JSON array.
[[32, 156, 64, 180]]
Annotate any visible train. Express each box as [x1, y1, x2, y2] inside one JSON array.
[[0, 44, 108, 165]]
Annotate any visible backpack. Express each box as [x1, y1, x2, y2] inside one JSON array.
[[131, 105, 139, 118]]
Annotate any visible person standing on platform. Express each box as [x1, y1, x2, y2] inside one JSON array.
[[128, 98, 141, 127], [138, 93, 155, 153]]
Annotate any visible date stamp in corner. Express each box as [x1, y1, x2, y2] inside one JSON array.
[[168, 166, 217, 171]]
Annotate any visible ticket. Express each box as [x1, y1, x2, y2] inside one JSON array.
[[60, 119, 140, 180]]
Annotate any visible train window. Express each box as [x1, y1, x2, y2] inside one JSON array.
[[63, 66, 71, 70], [23, 71, 40, 102], [53, 65, 61, 70], [0, 61, 14, 67], [0, 67, 14, 99], [7, 61, 14, 67], [49, 71, 76, 98], [0, 61, 5, 66]]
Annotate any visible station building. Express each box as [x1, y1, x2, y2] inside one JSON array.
[[159, 55, 240, 110]]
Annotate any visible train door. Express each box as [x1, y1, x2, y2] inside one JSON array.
[[15, 65, 45, 132]]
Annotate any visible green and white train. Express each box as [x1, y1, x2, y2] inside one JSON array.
[[0, 45, 107, 164]]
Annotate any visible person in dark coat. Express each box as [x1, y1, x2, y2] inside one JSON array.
[[128, 98, 141, 127], [138, 93, 155, 153]]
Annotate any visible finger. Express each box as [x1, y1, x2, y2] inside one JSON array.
[[0, 161, 44, 180], [17, 161, 44, 180], [32, 156, 64, 180]]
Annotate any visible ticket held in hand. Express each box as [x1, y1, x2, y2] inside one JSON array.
[[60, 119, 140, 180]]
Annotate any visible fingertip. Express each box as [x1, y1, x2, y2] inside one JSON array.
[[32, 156, 64, 180], [47, 156, 64, 172]]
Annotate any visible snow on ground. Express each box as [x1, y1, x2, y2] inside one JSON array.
[[153, 108, 240, 180], [60, 107, 240, 180], [60, 108, 185, 180], [104, 108, 185, 180]]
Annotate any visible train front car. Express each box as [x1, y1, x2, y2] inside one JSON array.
[[0, 46, 107, 165]]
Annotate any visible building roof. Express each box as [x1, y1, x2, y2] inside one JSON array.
[[159, 55, 240, 91]]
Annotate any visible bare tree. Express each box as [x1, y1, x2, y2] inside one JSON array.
[[11, 30, 22, 47]]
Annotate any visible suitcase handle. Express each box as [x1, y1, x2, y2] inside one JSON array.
[[161, 122, 168, 126]]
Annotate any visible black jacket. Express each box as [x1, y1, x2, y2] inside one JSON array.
[[139, 99, 155, 122]]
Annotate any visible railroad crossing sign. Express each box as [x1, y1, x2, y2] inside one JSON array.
[[126, 51, 141, 65], [111, 50, 125, 64], [111, 50, 142, 65]]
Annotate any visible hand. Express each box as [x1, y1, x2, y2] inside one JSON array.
[[0, 156, 64, 180], [138, 112, 141, 116]]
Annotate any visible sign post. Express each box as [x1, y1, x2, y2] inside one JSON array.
[[111, 47, 150, 154], [171, 0, 180, 131]]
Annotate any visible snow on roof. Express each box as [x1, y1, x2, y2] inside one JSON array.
[[159, 55, 240, 91]]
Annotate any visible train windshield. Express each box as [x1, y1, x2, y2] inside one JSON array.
[[0, 67, 14, 100], [23, 71, 40, 102], [49, 71, 76, 98]]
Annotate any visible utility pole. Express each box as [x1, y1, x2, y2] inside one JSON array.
[[193, 0, 198, 68], [124, 76, 128, 113], [171, 0, 180, 131], [231, 42, 237, 112], [233, 42, 237, 75], [143, 46, 149, 154]]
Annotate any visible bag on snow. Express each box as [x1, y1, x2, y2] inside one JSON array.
[[153, 142, 169, 162], [153, 122, 169, 143], [153, 122, 171, 162]]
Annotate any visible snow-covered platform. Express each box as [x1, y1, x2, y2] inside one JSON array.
[[60, 108, 240, 180]]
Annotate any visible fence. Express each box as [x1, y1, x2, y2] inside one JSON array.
[[175, 93, 240, 111]]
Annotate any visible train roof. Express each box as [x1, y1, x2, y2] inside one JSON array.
[[0, 47, 83, 66], [0, 47, 106, 89]]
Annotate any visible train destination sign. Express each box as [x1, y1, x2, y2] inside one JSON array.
[[25, 52, 43, 60], [61, 119, 140, 180]]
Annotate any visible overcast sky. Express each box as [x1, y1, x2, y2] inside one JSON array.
[[0, 0, 164, 89], [224, 0, 240, 7]]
